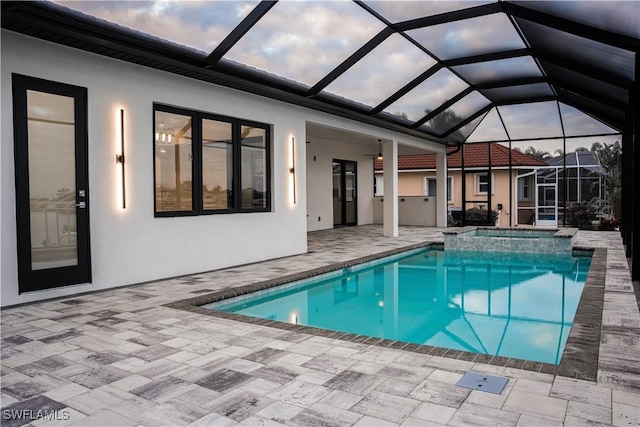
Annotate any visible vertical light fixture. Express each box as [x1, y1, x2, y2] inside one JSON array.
[[290, 136, 296, 204], [115, 108, 126, 209]]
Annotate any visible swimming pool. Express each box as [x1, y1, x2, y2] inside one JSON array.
[[205, 248, 592, 364]]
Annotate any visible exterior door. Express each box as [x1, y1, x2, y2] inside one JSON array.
[[332, 159, 357, 227], [12, 74, 91, 293], [536, 183, 558, 227]]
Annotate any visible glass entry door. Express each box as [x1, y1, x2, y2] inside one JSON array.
[[333, 159, 357, 227], [13, 75, 91, 293], [537, 183, 558, 227]]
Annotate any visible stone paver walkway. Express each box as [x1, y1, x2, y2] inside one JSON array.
[[1, 226, 638, 426]]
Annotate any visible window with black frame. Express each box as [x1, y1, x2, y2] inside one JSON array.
[[154, 104, 271, 216]]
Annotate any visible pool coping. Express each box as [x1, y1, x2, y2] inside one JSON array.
[[164, 242, 606, 382]]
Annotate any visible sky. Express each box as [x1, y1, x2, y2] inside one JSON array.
[[52, 0, 625, 145]]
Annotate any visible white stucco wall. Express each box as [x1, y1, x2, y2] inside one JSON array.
[[1, 30, 445, 306], [305, 137, 375, 232], [1, 31, 312, 306]]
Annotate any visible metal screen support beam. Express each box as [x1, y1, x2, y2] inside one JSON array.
[[501, 1, 638, 51], [631, 52, 639, 280], [496, 107, 513, 227], [308, 27, 394, 96], [203, 1, 277, 67], [557, 101, 567, 227]]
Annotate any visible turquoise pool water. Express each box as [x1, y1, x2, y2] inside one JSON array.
[[206, 248, 592, 364]]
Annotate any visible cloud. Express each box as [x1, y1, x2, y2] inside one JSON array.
[[498, 102, 563, 140], [466, 108, 508, 142], [407, 13, 525, 60], [559, 103, 617, 137], [323, 33, 436, 109], [385, 68, 468, 121], [454, 56, 542, 85], [225, 0, 386, 86], [365, 1, 491, 23], [54, 0, 259, 53]]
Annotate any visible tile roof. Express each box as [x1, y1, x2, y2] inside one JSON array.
[[374, 143, 548, 171]]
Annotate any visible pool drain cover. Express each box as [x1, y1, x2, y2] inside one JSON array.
[[456, 372, 508, 394]]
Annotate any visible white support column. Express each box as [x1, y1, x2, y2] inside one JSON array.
[[383, 140, 398, 237], [436, 151, 448, 227]]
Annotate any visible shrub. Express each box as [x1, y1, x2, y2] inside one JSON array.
[[598, 218, 620, 231], [464, 207, 497, 225], [565, 202, 597, 230]]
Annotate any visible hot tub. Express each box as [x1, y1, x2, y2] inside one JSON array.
[[443, 227, 578, 254]]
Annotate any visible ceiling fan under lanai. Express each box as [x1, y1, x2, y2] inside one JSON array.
[[363, 139, 384, 160]]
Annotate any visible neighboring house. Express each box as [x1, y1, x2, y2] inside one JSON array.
[[544, 151, 605, 205], [374, 143, 548, 228]]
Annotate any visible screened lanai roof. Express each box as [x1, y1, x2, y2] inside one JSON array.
[[3, 0, 637, 146]]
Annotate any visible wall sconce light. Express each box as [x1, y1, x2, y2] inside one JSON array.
[[377, 139, 383, 160], [290, 136, 296, 204], [116, 108, 126, 209]]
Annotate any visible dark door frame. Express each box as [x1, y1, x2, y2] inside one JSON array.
[[333, 159, 358, 227], [12, 74, 91, 293]]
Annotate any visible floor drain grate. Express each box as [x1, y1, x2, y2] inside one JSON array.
[[456, 371, 509, 394]]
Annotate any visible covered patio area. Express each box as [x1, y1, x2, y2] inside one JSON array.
[[2, 226, 638, 426]]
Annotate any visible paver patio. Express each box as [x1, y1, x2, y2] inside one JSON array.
[[1, 226, 639, 426]]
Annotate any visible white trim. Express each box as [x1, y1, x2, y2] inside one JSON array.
[[474, 172, 495, 195], [424, 176, 454, 203]]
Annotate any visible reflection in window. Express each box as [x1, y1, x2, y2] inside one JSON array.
[[202, 118, 233, 210], [154, 105, 270, 216], [155, 111, 193, 212], [27, 90, 78, 269], [241, 126, 267, 209]]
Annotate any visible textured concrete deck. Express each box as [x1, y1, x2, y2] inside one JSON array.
[[1, 226, 638, 426]]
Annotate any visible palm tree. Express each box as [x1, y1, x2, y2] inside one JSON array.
[[524, 146, 551, 161]]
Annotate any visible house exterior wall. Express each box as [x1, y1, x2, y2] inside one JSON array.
[[2, 31, 443, 306], [1, 31, 312, 306], [376, 168, 521, 227], [305, 137, 374, 232]]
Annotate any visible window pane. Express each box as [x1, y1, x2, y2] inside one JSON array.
[[155, 111, 193, 212], [427, 179, 436, 196], [241, 125, 267, 209], [202, 118, 233, 210], [27, 90, 78, 270], [479, 174, 489, 193], [447, 177, 453, 202]]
